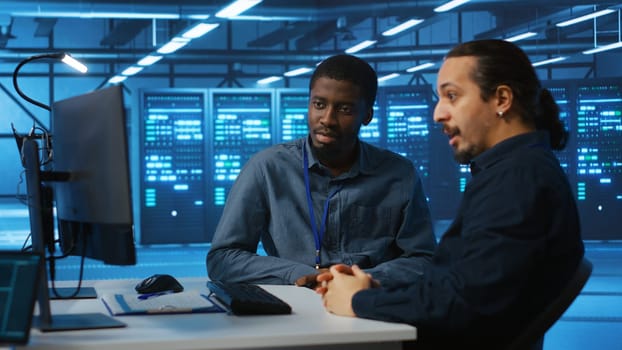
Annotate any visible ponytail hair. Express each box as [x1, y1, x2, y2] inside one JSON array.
[[535, 88, 568, 150], [446, 39, 569, 150]]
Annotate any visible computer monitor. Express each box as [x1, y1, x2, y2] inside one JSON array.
[[21, 85, 135, 332], [51, 84, 135, 266]]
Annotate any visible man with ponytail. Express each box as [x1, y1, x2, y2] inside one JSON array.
[[316, 39, 585, 350]]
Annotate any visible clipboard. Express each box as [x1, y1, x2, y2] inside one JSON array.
[[101, 290, 225, 315]]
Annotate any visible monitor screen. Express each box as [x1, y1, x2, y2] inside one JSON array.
[[51, 85, 135, 265]]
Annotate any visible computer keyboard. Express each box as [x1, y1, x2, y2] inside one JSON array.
[[206, 281, 292, 315]]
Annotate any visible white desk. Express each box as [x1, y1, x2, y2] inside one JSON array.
[[20, 278, 416, 350]]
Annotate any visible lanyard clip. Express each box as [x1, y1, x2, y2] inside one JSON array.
[[315, 250, 320, 269]]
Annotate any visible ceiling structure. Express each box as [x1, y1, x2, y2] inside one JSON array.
[[0, 0, 621, 85]]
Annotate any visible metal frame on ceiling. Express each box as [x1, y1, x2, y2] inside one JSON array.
[[0, 0, 621, 82]]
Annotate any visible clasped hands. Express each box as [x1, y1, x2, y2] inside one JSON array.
[[295, 264, 379, 317]]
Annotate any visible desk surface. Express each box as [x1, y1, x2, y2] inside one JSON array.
[[20, 278, 416, 350]]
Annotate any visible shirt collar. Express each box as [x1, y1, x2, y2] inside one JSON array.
[[470, 130, 550, 175], [304, 136, 368, 177]]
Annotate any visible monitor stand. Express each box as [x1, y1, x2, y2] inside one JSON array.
[[22, 139, 126, 332], [33, 313, 126, 332], [49, 286, 98, 299]]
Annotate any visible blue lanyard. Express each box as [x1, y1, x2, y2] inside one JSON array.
[[303, 142, 343, 269]]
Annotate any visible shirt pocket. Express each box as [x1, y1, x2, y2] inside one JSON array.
[[342, 204, 400, 257]]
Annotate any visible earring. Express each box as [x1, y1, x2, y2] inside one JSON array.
[[496, 111, 504, 117]]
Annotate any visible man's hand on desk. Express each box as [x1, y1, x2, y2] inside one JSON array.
[[314, 264, 379, 317], [314, 264, 381, 293], [295, 265, 380, 292], [295, 268, 329, 289]]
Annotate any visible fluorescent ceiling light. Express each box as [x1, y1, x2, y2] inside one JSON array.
[[77, 12, 178, 19], [188, 15, 211, 20], [257, 76, 282, 85], [61, 54, 88, 73], [556, 9, 615, 27], [378, 73, 400, 82], [532, 56, 567, 67], [505, 31, 538, 42], [215, 0, 263, 19], [12, 10, 210, 20], [219, 15, 304, 21], [137, 55, 163, 66], [382, 19, 424, 36], [434, 0, 471, 13], [284, 67, 313, 77], [108, 75, 127, 84], [182, 23, 220, 39], [121, 66, 144, 76], [345, 40, 377, 54], [406, 62, 435, 73], [47, 12, 180, 19], [157, 38, 190, 54], [582, 41, 622, 54]]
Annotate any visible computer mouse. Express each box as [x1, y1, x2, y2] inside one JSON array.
[[135, 274, 184, 294]]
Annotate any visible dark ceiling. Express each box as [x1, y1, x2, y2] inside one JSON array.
[[1, 1, 621, 78]]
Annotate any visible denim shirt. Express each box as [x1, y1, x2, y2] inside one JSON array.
[[207, 136, 436, 285]]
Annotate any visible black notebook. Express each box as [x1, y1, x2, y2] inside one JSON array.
[[206, 281, 292, 315]]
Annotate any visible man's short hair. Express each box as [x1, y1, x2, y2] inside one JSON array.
[[309, 54, 378, 109]]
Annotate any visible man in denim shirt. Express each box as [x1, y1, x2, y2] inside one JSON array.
[[207, 54, 436, 286]]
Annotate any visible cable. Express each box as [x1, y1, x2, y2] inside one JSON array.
[[16, 169, 28, 206], [12, 53, 65, 114], [48, 231, 88, 299], [31, 125, 53, 165], [21, 233, 32, 252]]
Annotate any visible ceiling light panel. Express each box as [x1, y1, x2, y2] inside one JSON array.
[[583, 41, 622, 54], [504, 31, 538, 42], [382, 19, 424, 36], [345, 40, 377, 54], [156, 38, 190, 54], [182, 23, 220, 39], [434, 0, 471, 13], [556, 9, 615, 27], [215, 0, 263, 19], [532, 56, 568, 67]]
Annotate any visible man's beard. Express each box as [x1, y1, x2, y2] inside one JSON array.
[[311, 128, 341, 160], [453, 144, 478, 164], [313, 142, 343, 163]]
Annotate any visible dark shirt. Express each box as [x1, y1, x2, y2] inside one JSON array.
[[207, 137, 436, 285], [351, 131, 584, 349]]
